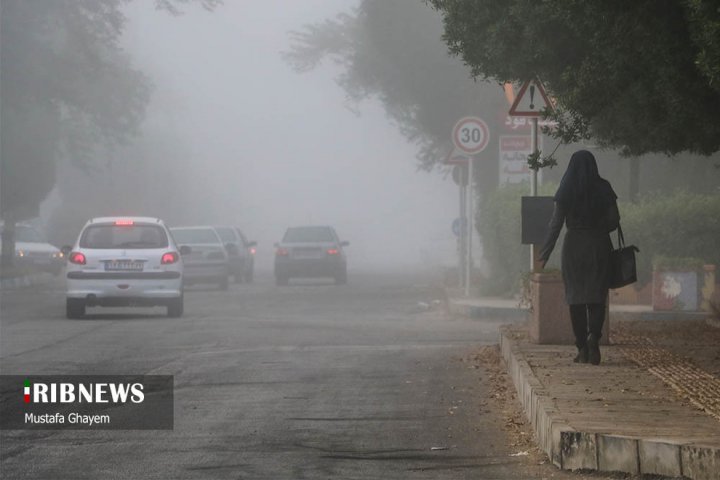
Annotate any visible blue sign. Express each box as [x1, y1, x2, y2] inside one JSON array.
[[452, 217, 467, 237]]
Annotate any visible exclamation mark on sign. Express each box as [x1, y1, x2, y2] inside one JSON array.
[[529, 85, 536, 110], [24, 379, 30, 403]]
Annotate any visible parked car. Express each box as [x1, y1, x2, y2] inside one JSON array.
[[169, 226, 230, 290], [213, 226, 257, 283], [0, 223, 65, 275], [63, 217, 185, 318], [274, 225, 348, 286]]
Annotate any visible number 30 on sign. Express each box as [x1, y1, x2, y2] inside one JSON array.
[[452, 117, 489, 155]]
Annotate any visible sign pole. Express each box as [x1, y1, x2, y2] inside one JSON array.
[[465, 156, 474, 297], [458, 177, 466, 288], [530, 117, 539, 270]]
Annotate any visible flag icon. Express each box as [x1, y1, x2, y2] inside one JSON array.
[[24, 379, 30, 403]]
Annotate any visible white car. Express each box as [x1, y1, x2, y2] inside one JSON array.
[[64, 217, 186, 318], [0, 223, 65, 275]]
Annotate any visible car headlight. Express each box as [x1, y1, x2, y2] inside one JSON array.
[[52, 252, 64, 259], [15, 250, 25, 257]]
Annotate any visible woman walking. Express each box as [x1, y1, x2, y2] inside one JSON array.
[[539, 150, 619, 365]]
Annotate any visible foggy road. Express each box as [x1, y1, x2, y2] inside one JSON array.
[[2, 270, 546, 479]]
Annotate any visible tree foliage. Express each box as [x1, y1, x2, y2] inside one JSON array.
[[283, 0, 507, 170], [429, 0, 720, 157], [0, 0, 219, 267]]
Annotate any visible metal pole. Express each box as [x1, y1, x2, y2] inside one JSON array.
[[458, 178, 466, 288], [465, 156, 474, 297], [530, 117, 539, 271]]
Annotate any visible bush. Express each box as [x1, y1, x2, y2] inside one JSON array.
[[476, 182, 558, 296], [620, 190, 720, 285]]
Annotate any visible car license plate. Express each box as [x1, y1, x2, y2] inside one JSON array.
[[105, 260, 143, 271]]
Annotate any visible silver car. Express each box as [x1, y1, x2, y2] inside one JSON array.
[[274, 225, 349, 286], [170, 226, 230, 290]]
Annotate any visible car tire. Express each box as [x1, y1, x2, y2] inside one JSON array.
[[218, 277, 229, 291], [66, 299, 85, 319], [276, 275, 288, 286], [167, 295, 184, 318]]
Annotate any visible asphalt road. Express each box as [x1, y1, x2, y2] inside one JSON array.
[[1, 269, 572, 479]]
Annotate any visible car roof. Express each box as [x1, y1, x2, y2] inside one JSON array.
[[87, 216, 164, 225]]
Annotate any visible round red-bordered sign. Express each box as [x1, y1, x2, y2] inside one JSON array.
[[452, 117, 489, 154]]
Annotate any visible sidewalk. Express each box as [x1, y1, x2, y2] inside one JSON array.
[[450, 295, 720, 479]]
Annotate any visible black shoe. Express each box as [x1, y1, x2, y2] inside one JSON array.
[[573, 345, 589, 363], [587, 334, 601, 365]]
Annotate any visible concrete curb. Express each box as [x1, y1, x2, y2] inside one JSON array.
[[449, 297, 710, 322], [447, 300, 527, 321], [0, 272, 51, 290], [499, 327, 720, 479]]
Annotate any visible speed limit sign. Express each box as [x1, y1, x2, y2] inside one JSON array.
[[452, 117, 489, 154]]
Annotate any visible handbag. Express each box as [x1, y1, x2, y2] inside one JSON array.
[[609, 224, 640, 289]]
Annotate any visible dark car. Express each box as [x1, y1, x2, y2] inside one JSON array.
[[213, 226, 257, 283], [274, 225, 348, 286]]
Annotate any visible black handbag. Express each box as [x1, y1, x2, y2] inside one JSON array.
[[609, 224, 640, 289]]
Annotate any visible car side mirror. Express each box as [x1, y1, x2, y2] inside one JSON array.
[[225, 243, 239, 255], [61, 245, 72, 257], [179, 245, 192, 255], [340, 241, 350, 247]]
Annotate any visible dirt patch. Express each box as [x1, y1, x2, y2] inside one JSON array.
[[612, 319, 720, 377]]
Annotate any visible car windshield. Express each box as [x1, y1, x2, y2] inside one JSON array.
[[80, 224, 168, 249], [214, 227, 237, 243], [283, 226, 335, 243], [12, 226, 46, 243], [171, 228, 220, 244]]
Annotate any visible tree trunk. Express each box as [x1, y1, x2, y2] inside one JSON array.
[[1, 213, 17, 269], [628, 157, 640, 202]]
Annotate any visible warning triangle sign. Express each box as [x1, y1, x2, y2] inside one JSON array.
[[508, 78, 553, 117]]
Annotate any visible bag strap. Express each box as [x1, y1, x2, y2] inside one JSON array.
[[616, 223, 626, 249]]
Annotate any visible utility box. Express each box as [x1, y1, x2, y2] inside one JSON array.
[[521, 196, 554, 245]]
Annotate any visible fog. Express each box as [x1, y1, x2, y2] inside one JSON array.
[[89, 0, 458, 271]]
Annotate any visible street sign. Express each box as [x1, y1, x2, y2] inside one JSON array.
[[452, 217, 466, 237], [452, 117, 489, 154], [508, 78, 553, 117], [451, 164, 468, 186]]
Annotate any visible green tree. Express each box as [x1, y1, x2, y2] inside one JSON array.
[[0, 0, 219, 268], [429, 0, 720, 158]]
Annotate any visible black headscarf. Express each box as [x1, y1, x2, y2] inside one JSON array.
[[554, 150, 616, 219]]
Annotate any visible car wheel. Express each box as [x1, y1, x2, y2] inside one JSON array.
[[167, 295, 184, 318], [276, 275, 288, 286], [66, 299, 85, 319], [219, 277, 229, 291]]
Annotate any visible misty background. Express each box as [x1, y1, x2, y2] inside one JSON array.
[[41, 0, 459, 271]]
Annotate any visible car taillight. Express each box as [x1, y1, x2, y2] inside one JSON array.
[[114, 219, 134, 226], [250, 247, 257, 255], [276, 247, 289, 256], [69, 252, 86, 265], [327, 248, 339, 255], [161, 252, 179, 264]]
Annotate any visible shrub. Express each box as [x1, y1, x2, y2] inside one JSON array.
[[620, 190, 720, 285], [476, 182, 558, 296]]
